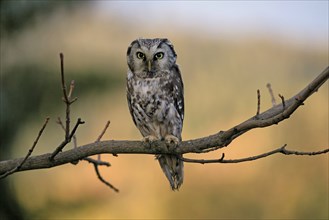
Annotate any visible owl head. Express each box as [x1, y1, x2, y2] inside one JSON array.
[[127, 38, 177, 78]]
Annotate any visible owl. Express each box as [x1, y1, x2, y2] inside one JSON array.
[[126, 38, 184, 190]]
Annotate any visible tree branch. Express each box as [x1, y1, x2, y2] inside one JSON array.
[[92, 162, 119, 192], [0, 118, 50, 179], [57, 112, 116, 190], [278, 94, 285, 110], [256, 89, 261, 116], [180, 144, 329, 164], [82, 120, 119, 192], [0, 66, 328, 175], [266, 83, 277, 106], [50, 118, 85, 160], [49, 53, 84, 160]]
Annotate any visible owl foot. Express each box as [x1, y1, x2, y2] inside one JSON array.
[[165, 135, 179, 145], [165, 135, 179, 151], [143, 135, 158, 148], [143, 135, 158, 142]]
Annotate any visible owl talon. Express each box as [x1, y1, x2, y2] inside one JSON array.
[[143, 135, 158, 148], [165, 135, 179, 145], [165, 135, 179, 151], [143, 135, 158, 142]]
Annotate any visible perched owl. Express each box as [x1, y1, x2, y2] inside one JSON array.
[[126, 38, 184, 190]]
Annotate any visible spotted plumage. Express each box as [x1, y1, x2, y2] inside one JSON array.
[[126, 38, 184, 190]]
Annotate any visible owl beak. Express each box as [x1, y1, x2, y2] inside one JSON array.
[[147, 60, 152, 72]]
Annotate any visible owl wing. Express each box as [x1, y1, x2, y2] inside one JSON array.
[[172, 65, 184, 123], [126, 77, 137, 127]]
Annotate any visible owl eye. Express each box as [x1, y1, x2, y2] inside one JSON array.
[[136, 52, 145, 60], [154, 52, 164, 60]]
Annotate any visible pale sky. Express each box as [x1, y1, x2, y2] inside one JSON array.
[[95, 1, 328, 47]]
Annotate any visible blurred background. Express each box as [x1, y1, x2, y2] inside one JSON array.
[[0, 1, 328, 219]]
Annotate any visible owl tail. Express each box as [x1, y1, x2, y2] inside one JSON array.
[[157, 154, 184, 190]]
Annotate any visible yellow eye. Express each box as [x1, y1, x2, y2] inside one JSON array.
[[136, 52, 145, 59], [154, 52, 164, 60]]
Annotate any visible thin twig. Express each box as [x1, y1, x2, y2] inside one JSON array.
[[59, 53, 71, 141], [71, 128, 79, 165], [59, 116, 117, 192], [181, 144, 329, 164], [95, 120, 111, 161], [68, 80, 78, 104], [69, 118, 85, 140], [57, 117, 79, 166], [83, 157, 111, 166], [280, 147, 329, 155], [93, 163, 119, 192], [96, 121, 111, 143], [56, 117, 65, 131], [0, 117, 50, 179], [60, 53, 69, 103], [278, 94, 285, 109], [50, 118, 85, 160], [266, 83, 277, 106], [58, 117, 111, 167], [50, 53, 83, 160], [72, 134, 78, 149], [67, 80, 75, 100], [86, 120, 118, 192], [57, 117, 78, 149], [256, 89, 261, 116]]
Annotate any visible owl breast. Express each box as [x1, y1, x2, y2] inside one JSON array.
[[127, 72, 182, 140]]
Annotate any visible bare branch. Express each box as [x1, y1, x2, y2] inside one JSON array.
[[91, 120, 118, 191], [256, 89, 261, 116], [68, 80, 75, 100], [278, 94, 285, 109], [280, 147, 329, 156], [180, 153, 225, 164], [50, 53, 84, 160], [0, 118, 50, 179], [94, 120, 111, 161], [57, 117, 78, 149], [56, 117, 80, 165], [93, 163, 119, 192], [59, 53, 71, 141], [70, 118, 85, 140], [80, 120, 118, 192], [266, 83, 277, 106], [83, 157, 111, 167], [56, 117, 65, 131], [50, 118, 85, 160], [181, 144, 329, 164], [58, 117, 112, 168], [57, 118, 116, 190], [83, 155, 119, 192], [96, 120, 111, 143], [60, 53, 69, 103], [0, 67, 328, 176]]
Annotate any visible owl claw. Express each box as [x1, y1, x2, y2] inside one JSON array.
[[143, 135, 158, 148], [165, 135, 179, 147], [143, 135, 158, 142]]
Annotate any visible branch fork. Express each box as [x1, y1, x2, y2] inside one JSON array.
[[49, 53, 84, 161]]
